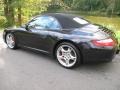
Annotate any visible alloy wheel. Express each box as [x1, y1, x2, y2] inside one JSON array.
[[6, 33, 15, 49], [57, 45, 77, 68]]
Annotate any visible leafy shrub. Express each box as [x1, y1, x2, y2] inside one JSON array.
[[0, 16, 7, 28]]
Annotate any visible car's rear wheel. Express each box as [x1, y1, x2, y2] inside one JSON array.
[[6, 33, 17, 49], [56, 42, 81, 68]]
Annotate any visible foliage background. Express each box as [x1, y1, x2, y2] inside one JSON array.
[[0, 0, 120, 41], [0, 0, 120, 26]]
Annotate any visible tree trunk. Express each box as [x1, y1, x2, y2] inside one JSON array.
[[4, 0, 8, 18], [3, 0, 15, 27], [18, 5, 22, 26]]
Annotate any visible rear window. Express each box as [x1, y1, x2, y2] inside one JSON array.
[[56, 15, 89, 29], [73, 17, 88, 25]]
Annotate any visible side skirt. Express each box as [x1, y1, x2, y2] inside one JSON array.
[[22, 45, 49, 54]]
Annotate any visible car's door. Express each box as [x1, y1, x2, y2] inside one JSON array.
[[17, 15, 61, 52]]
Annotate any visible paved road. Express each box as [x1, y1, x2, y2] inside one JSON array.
[[0, 33, 120, 90]]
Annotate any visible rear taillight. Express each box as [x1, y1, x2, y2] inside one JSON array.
[[92, 38, 115, 47]]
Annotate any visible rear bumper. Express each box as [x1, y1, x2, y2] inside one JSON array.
[[82, 48, 116, 63], [76, 38, 119, 63], [116, 49, 120, 54]]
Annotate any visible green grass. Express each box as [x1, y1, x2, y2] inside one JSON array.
[[85, 16, 120, 44]]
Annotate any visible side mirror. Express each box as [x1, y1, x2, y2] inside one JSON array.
[[21, 24, 29, 30]]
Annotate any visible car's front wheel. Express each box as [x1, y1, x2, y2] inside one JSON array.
[[56, 42, 81, 68], [6, 33, 17, 49]]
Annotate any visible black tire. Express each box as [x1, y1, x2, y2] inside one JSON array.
[[6, 33, 18, 49], [55, 42, 81, 69]]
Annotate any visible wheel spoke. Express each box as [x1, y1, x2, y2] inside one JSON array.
[[65, 59, 70, 65], [60, 47, 66, 52], [70, 55, 76, 60], [67, 48, 72, 53], [57, 55, 64, 60]]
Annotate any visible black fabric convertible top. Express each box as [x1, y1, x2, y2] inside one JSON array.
[[43, 13, 85, 29]]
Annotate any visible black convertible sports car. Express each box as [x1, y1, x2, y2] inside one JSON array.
[[3, 13, 120, 68]]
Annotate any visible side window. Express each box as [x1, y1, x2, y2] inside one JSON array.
[[28, 16, 61, 30], [28, 17, 45, 30]]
